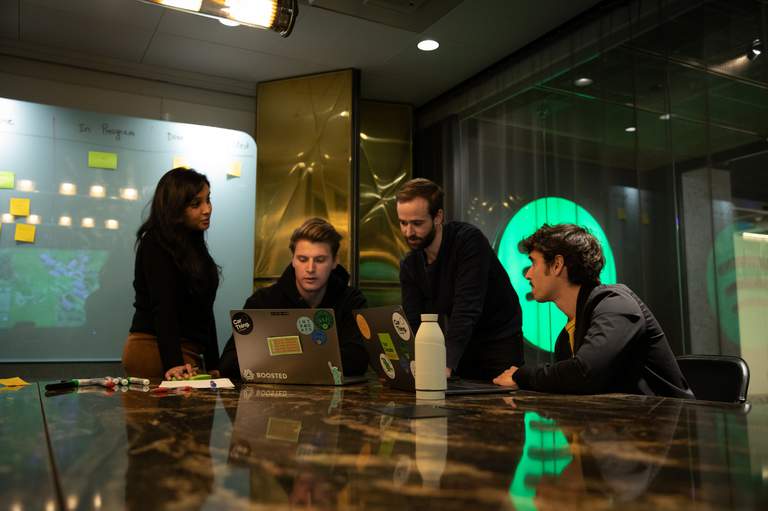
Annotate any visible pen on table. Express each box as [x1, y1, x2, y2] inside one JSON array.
[[128, 377, 150, 386]]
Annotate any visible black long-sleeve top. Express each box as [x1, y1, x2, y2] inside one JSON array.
[[399, 221, 524, 370], [219, 263, 369, 380], [129, 232, 219, 372], [513, 284, 695, 399]]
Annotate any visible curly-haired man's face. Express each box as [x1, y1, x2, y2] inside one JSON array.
[[525, 250, 563, 302]]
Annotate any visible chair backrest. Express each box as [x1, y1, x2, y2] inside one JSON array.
[[676, 355, 750, 403]]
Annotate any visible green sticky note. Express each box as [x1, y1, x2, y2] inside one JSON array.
[[0, 172, 14, 189], [88, 151, 118, 170], [377, 333, 399, 361]]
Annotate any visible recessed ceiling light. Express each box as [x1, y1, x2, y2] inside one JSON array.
[[625, 126, 637, 133], [417, 39, 439, 51], [574, 77, 593, 87], [659, 113, 671, 120]]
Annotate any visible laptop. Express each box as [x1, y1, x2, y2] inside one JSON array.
[[353, 305, 514, 396], [229, 308, 368, 386]]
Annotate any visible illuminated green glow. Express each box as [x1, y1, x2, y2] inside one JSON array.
[[508, 412, 572, 511], [497, 197, 616, 352]]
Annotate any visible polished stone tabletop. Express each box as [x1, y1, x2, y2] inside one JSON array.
[[2, 380, 767, 510]]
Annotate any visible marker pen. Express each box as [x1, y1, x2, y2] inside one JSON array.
[[128, 377, 150, 386], [44, 378, 114, 391]]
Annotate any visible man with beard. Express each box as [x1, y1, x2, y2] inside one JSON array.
[[396, 178, 524, 381]]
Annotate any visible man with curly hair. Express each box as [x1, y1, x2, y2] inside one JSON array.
[[493, 223, 694, 398]]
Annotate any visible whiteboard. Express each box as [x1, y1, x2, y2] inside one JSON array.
[[0, 97, 256, 361]]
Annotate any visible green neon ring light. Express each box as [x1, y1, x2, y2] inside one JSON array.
[[497, 197, 617, 352]]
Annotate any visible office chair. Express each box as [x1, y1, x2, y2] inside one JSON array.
[[676, 355, 750, 403]]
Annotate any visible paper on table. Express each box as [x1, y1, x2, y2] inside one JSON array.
[[159, 378, 235, 389]]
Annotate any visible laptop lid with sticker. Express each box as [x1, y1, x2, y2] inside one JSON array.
[[230, 309, 346, 385], [353, 305, 416, 391]]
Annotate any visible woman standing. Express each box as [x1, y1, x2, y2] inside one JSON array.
[[122, 168, 220, 380]]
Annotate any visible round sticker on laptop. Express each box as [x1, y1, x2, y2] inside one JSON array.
[[356, 314, 371, 340], [392, 312, 411, 341], [231, 312, 253, 336], [311, 330, 327, 345], [314, 310, 334, 330], [296, 316, 314, 335], [379, 353, 396, 379]]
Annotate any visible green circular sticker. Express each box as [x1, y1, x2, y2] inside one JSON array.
[[497, 197, 616, 352], [314, 310, 334, 330]]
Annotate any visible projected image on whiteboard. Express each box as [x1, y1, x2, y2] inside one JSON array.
[[0, 249, 109, 328]]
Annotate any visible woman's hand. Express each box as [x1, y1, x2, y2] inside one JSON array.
[[493, 366, 519, 388], [164, 363, 197, 380]]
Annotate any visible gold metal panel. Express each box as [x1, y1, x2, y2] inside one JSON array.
[[255, 70, 353, 278], [358, 100, 412, 289]]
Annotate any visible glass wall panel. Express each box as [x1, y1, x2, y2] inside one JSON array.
[[417, 0, 768, 394]]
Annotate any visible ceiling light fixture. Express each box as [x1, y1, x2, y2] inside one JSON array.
[[574, 77, 593, 87], [625, 126, 637, 133], [417, 39, 439, 51], [139, 0, 298, 37], [748, 38, 763, 61]]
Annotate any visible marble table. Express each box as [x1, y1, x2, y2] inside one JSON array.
[[2, 381, 767, 510]]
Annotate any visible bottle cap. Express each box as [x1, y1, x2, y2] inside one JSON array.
[[421, 314, 438, 322]]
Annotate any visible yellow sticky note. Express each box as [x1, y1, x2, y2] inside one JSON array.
[[173, 156, 189, 169], [10, 198, 30, 216], [0, 377, 30, 387], [0, 171, 14, 189], [88, 151, 118, 170], [228, 160, 242, 177], [15, 223, 35, 243]]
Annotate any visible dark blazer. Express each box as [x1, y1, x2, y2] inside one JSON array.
[[130, 232, 219, 372], [513, 284, 694, 399], [219, 263, 368, 379], [399, 221, 523, 371]]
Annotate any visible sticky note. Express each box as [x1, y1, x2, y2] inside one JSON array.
[[88, 151, 118, 170], [15, 223, 36, 243], [0, 171, 14, 189], [0, 377, 30, 387], [10, 198, 30, 216], [173, 156, 189, 169], [228, 160, 242, 177]]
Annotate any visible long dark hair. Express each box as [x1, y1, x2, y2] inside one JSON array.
[[137, 168, 220, 295]]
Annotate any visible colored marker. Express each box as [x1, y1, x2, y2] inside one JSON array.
[[210, 380, 217, 389], [128, 377, 150, 386], [45, 378, 113, 391], [190, 374, 211, 380]]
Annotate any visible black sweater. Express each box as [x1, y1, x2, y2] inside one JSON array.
[[399, 221, 524, 370], [219, 264, 369, 379], [129, 232, 219, 372], [513, 284, 695, 399]]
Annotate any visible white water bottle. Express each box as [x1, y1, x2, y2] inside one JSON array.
[[414, 314, 447, 400]]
